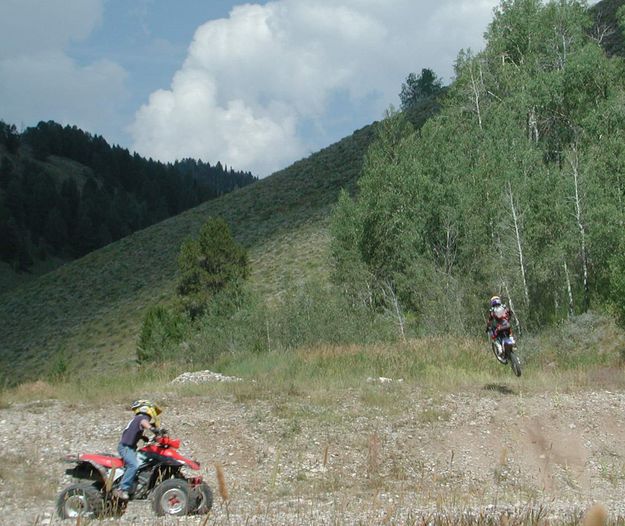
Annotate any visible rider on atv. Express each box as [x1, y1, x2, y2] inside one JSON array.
[[486, 296, 513, 357], [115, 400, 165, 500]]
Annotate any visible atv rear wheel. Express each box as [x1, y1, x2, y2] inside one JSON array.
[[56, 483, 104, 519], [151, 479, 191, 516], [189, 482, 213, 515]]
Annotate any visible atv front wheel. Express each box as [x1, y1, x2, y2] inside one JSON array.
[[151, 479, 191, 516], [56, 483, 104, 519], [189, 482, 213, 515]]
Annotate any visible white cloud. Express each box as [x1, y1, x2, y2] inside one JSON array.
[[0, 0, 127, 139], [131, 0, 499, 176]]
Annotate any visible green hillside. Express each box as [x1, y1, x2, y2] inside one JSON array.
[[0, 121, 256, 291], [0, 122, 379, 384], [2, 0, 621, 386]]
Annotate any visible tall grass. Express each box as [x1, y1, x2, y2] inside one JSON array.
[[2, 308, 623, 408]]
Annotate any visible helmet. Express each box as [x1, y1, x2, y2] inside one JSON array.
[[490, 296, 502, 307], [130, 399, 162, 426]]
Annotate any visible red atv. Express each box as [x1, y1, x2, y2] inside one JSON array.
[[57, 434, 212, 518]]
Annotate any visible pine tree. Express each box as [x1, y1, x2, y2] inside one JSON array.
[[177, 217, 249, 318]]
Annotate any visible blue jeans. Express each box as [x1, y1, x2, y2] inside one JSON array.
[[118, 443, 139, 492]]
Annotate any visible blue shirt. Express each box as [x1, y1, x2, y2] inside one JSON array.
[[120, 414, 149, 448]]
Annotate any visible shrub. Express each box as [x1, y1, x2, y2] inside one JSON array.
[[137, 305, 189, 364], [183, 279, 399, 368]]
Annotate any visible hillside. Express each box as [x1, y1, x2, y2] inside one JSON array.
[[0, 119, 382, 384], [0, 121, 256, 291], [2, 0, 623, 386]]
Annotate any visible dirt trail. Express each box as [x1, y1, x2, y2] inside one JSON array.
[[2, 385, 625, 525]]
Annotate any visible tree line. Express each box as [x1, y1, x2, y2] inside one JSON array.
[[331, 0, 625, 334], [0, 120, 256, 270]]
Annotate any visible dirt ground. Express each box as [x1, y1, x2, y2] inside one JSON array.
[[2, 380, 625, 525]]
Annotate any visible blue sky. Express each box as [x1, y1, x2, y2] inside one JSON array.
[[1, 0, 512, 176], [68, 1, 269, 123]]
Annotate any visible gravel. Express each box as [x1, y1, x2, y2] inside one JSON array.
[[2, 383, 625, 525]]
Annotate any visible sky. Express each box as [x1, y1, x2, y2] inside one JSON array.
[[0, 0, 527, 177]]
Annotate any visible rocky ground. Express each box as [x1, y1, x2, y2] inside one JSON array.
[[2, 377, 625, 525]]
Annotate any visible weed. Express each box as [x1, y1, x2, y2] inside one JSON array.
[[367, 432, 382, 485], [215, 463, 229, 502]]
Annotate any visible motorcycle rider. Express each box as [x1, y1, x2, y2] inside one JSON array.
[[486, 296, 513, 357], [114, 400, 164, 500]]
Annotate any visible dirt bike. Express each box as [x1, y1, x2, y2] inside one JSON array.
[[57, 434, 213, 519], [490, 323, 522, 377]]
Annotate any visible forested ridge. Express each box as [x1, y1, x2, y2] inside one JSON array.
[[0, 120, 256, 275], [332, 0, 625, 334]]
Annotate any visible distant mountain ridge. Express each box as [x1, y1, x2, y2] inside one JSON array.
[[0, 120, 256, 288]]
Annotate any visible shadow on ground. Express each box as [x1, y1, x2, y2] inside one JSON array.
[[483, 383, 516, 395]]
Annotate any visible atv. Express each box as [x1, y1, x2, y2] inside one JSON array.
[[57, 434, 212, 518]]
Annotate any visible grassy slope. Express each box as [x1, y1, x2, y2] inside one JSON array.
[[0, 124, 376, 383]]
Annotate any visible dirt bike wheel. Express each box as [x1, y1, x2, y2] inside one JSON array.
[[56, 483, 104, 519], [491, 342, 507, 364], [189, 482, 213, 515], [151, 478, 191, 516], [509, 351, 522, 377]]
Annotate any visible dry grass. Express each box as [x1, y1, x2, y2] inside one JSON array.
[[2, 321, 624, 410], [0, 450, 57, 500], [584, 504, 609, 526], [367, 432, 382, 481], [215, 463, 229, 503], [2, 380, 60, 405]]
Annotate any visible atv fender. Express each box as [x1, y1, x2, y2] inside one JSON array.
[[65, 460, 107, 486]]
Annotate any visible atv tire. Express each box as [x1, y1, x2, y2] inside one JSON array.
[[189, 482, 213, 515], [151, 478, 191, 516], [56, 483, 104, 519]]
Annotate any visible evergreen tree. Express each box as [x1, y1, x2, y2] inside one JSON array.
[[399, 68, 443, 110], [43, 207, 68, 249], [177, 217, 249, 318]]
